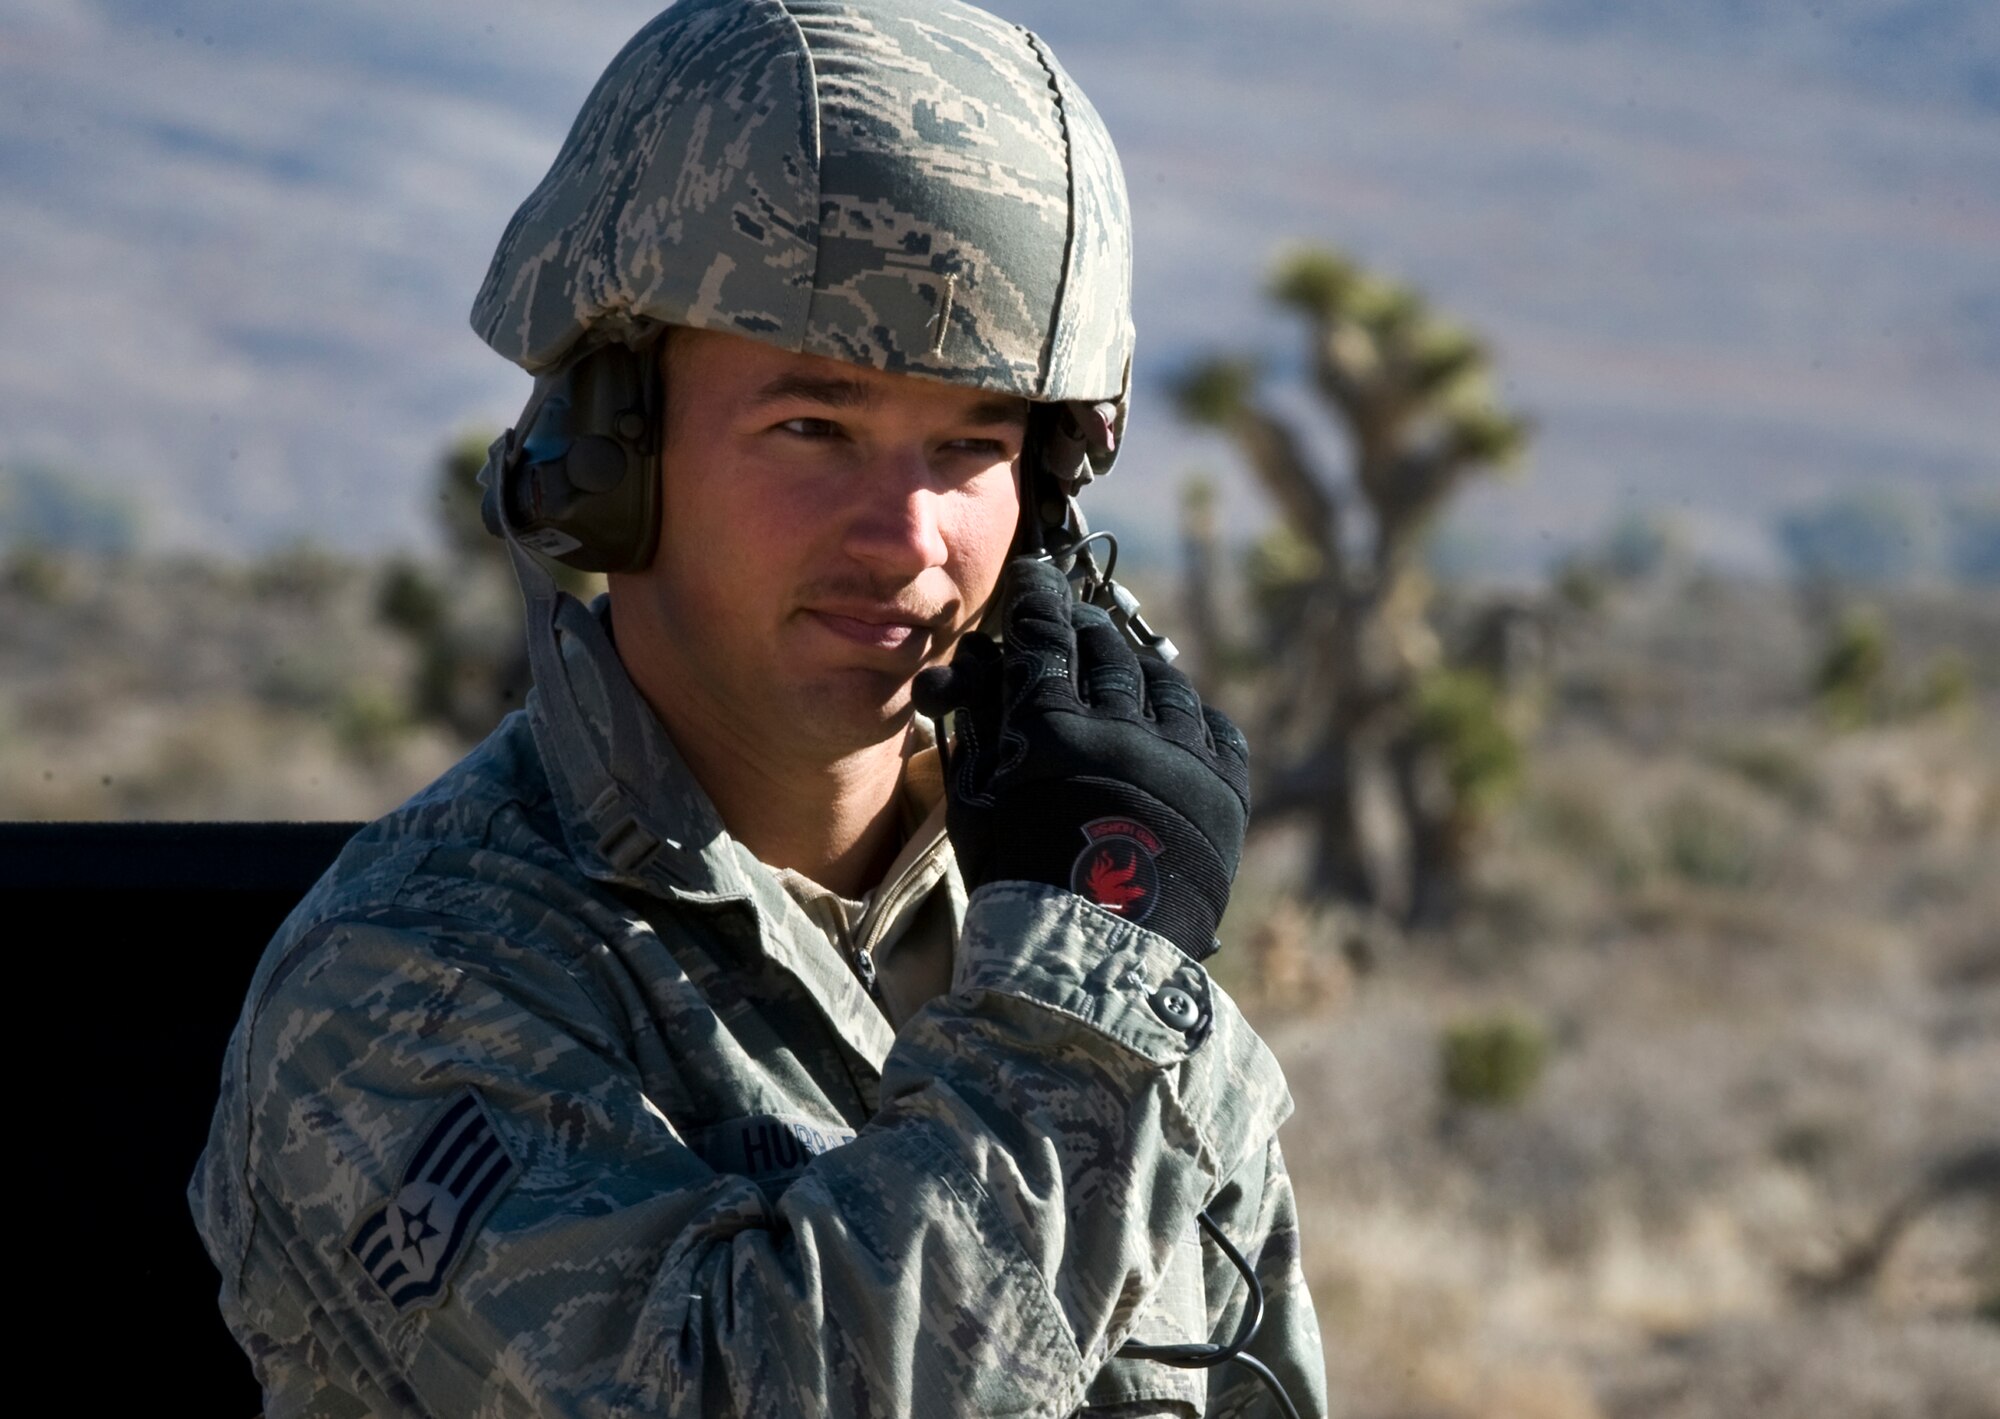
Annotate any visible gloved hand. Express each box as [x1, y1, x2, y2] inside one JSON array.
[[912, 558, 1250, 961]]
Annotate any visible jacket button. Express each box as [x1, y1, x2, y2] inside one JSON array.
[[1150, 984, 1200, 1031]]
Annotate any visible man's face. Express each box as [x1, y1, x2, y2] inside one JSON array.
[[611, 326, 1026, 756]]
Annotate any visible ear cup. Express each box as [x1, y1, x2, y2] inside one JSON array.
[[489, 341, 662, 573], [563, 434, 630, 494]]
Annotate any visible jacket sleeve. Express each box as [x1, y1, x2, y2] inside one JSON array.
[[1075, 1132, 1326, 1419], [195, 881, 1304, 1419], [1199, 1136, 1326, 1418]]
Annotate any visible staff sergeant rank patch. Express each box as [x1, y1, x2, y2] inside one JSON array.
[[347, 1088, 519, 1313]]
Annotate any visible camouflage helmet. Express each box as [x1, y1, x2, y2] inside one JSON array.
[[472, 0, 1135, 486]]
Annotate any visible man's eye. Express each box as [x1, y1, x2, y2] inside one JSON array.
[[778, 417, 842, 438], [945, 438, 1009, 456]]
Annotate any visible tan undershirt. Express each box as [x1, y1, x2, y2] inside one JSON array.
[[768, 743, 959, 1030]]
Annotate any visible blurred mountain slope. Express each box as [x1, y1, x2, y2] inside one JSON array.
[[1, 0, 1994, 570]]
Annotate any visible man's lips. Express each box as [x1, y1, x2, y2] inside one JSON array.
[[803, 605, 948, 651]]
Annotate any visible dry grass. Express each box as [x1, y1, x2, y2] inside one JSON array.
[[1241, 584, 2000, 1418], [0, 548, 463, 820]]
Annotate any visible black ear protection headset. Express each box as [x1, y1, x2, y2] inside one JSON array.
[[479, 340, 662, 574]]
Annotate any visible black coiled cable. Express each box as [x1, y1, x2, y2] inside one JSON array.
[[1115, 1209, 1305, 1419]]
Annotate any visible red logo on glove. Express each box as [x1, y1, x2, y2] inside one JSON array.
[[1070, 818, 1162, 922]]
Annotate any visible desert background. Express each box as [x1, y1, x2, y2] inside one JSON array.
[[3, 2, 1996, 1416]]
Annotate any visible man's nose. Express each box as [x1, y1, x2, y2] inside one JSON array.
[[843, 454, 949, 575]]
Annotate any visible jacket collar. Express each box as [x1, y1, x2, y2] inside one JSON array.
[[520, 582, 942, 1074], [523, 584, 751, 901], [519, 577, 948, 918]]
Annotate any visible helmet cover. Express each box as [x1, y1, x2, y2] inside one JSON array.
[[473, 0, 1134, 477]]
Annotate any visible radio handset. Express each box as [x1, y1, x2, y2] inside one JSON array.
[[1023, 479, 1180, 665]]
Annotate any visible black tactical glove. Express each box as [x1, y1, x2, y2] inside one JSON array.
[[913, 558, 1250, 961]]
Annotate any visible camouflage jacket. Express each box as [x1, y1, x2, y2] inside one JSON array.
[[189, 589, 1325, 1418]]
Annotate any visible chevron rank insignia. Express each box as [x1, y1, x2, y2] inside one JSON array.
[[347, 1088, 519, 1313]]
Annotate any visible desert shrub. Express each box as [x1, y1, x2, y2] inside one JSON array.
[[253, 648, 346, 711], [1551, 555, 1608, 614], [1813, 606, 1889, 729], [1811, 609, 1975, 729], [3, 543, 68, 602], [1772, 1120, 1839, 1169], [375, 558, 447, 636], [1526, 783, 1648, 891], [1658, 792, 1762, 888], [248, 539, 349, 608], [1441, 1013, 1548, 1108], [1904, 650, 1973, 720], [333, 683, 410, 760], [1708, 737, 1821, 812], [372, 429, 548, 743]]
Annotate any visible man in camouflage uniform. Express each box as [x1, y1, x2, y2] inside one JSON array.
[[190, 1, 1327, 1414]]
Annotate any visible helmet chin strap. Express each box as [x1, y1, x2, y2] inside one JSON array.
[[493, 474, 689, 877]]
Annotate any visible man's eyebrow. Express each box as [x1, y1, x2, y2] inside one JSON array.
[[749, 372, 877, 409], [961, 396, 1031, 428], [749, 373, 1028, 427]]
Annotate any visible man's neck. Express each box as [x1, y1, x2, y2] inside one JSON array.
[[688, 721, 908, 901], [614, 642, 908, 901]]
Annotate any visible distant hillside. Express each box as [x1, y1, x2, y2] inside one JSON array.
[[2, 0, 1994, 574]]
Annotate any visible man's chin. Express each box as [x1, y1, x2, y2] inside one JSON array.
[[782, 669, 920, 750]]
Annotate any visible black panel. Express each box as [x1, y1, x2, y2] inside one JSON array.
[[5, 822, 361, 1409]]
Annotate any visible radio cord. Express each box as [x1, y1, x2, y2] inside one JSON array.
[[1115, 1209, 1304, 1419]]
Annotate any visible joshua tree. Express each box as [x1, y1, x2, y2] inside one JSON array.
[[1174, 246, 1530, 924], [376, 431, 604, 743]]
